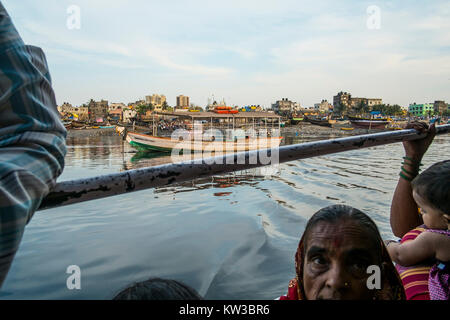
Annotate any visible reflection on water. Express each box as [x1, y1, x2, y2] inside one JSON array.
[[1, 133, 449, 299]]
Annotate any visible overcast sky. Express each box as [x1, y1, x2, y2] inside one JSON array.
[[4, 0, 449, 108]]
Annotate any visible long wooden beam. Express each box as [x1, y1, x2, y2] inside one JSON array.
[[38, 124, 450, 211]]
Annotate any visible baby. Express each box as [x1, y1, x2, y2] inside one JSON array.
[[387, 160, 450, 300]]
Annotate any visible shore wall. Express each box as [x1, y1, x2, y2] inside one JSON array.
[[66, 127, 116, 138]]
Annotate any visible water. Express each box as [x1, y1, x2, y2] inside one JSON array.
[[1, 133, 448, 299]]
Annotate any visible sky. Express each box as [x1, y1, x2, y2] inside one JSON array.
[[4, 0, 450, 108]]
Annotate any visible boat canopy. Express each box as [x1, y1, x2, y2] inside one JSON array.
[[154, 111, 281, 119]]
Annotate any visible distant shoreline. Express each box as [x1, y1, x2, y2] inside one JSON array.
[[65, 123, 383, 140]]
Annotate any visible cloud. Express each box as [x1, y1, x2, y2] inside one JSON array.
[[21, 19, 234, 76], [4, 0, 449, 107]]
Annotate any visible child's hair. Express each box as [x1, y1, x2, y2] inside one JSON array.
[[411, 160, 450, 214], [113, 278, 203, 300]]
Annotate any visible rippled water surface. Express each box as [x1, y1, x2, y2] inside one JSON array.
[[1, 132, 449, 299]]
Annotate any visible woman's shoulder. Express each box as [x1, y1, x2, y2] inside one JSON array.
[[422, 230, 450, 262]]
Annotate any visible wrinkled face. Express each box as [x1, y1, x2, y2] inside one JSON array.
[[413, 190, 448, 230], [302, 219, 380, 300]]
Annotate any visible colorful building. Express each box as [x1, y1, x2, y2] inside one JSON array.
[[408, 103, 434, 117]]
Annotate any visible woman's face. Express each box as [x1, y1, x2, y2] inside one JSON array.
[[302, 219, 380, 300], [413, 190, 447, 230]]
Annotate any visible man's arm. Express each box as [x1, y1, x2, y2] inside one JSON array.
[[390, 122, 435, 237], [0, 3, 66, 287]]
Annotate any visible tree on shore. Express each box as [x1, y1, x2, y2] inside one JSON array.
[[371, 104, 403, 116], [353, 101, 370, 115], [136, 103, 153, 115]]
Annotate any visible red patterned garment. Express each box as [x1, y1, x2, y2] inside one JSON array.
[[395, 225, 433, 300], [279, 279, 299, 300]]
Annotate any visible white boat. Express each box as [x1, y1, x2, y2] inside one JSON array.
[[125, 111, 283, 153], [126, 131, 282, 153]]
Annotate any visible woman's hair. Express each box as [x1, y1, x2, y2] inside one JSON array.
[[302, 204, 383, 261], [411, 160, 450, 214], [113, 278, 203, 300]]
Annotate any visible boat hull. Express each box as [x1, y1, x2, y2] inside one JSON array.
[[126, 132, 282, 153], [304, 117, 332, 127], [350, 120, 389, 129]]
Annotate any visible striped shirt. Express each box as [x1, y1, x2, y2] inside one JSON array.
[[395, 225, 433, 300], [0, 3, 66, 287]]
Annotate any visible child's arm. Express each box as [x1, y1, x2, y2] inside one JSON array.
[[435, 233, 450, 262], [387, 232, 438, 266]]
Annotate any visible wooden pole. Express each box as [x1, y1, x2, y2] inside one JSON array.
[[38, 124, 450, 211]]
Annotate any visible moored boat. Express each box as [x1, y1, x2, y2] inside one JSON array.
[[350, 119, 389, 129], [290, 117, 304, 125], [71, 121, 87, 128], [126, 111, 283, 153], [304, 116, 332, 127], [63, 121, 72, 129], [126, 131, 282, 153]]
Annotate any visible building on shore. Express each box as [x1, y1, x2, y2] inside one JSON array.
[[127, 100, 146, 110], [108, 102, 126, 112], [123, 109, 137, 123], [58, 102, 89, 121], [314, 99, 333, 113], [408, 103, 435, 117], [271, 98, 300, 115], [176, 95, 190, 108], [333, 91, 382, 114], [433, 100, 448, 115], [145, 94, 166, 110], [350, 97, 382, 108], [333, 92, 352, 114], [108, 109, 123, 122], [57, 102, 72, 114], [87, 99, 108, 122]]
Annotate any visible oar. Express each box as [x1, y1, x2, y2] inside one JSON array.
[[38, 124, 450, 211]]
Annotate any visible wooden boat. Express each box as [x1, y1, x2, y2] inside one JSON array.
[[350, 119, 389, 129], [290, 117, 304, 125], [126, 131, 282, 153], [63, 121, 72, 129], [71, 121, 87, 128], [348, 116, 389, 121], [304, 116, 332, 127]]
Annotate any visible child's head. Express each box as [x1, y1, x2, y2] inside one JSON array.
[[411, 160, 450, 230]]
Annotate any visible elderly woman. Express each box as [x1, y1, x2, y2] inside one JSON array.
[[280, 205, 405, 300]]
